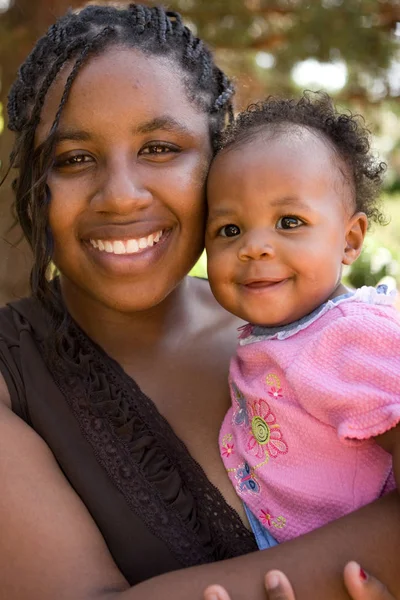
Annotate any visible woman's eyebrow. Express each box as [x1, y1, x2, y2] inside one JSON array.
[[135, 116, 191, 135], [53, 117, 191, 143], [53, 128, 92, 143]]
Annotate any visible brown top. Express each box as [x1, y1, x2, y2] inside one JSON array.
[[0, 297, 257, 585]]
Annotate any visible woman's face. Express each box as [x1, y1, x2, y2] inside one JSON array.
[[36, 47, 212, 313]]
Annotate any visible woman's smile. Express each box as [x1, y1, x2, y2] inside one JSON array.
[[88, 230, 164, 254], [83, 227, 173, 276]]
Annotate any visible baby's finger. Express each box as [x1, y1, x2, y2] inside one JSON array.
[[203, 584, 232, 600], [344, 562, 396, 600], [264, 570, 296, 600]]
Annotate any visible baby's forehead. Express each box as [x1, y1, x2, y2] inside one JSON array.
[[208, 123, 355, 211], [213, 124, 339, 172], [219, 122, 331, 156]]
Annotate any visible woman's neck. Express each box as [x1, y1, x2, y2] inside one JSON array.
[[59, 275, 197, 358]]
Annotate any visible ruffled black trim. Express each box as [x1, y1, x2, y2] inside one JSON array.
[[44, 319, 257, 567]]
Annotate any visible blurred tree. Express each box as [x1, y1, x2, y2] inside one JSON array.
[[0, 0, 399, 303]]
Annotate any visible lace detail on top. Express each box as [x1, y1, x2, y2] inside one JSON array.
[[42, 320, 257, 567]]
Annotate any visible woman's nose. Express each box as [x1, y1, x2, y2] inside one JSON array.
[[92, 160, 152, 214], [238, 232, 276, 261]]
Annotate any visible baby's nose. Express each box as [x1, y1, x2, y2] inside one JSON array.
[[238, 232, 276, 261]]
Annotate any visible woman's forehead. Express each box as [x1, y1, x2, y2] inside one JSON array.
[[36, 46, 209, 144]]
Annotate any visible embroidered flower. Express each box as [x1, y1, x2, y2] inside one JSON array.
[[259, 509, 287, 529], [238, 323, 254, 339], [268, 386, 282, 399], [259, 509, 273, 526], [273, 516, 287, 529], [247, 399, 288, 460], [221, 443, 235, 458], [266, 373, 281, 388]]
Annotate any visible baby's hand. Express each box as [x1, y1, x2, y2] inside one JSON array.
[[203, 561, 396, 600]]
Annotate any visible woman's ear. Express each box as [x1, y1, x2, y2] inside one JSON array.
[[342, 212, 368, 266]]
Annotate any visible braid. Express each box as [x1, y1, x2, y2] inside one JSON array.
[[155, 6, 168, 44], [48, 26, 116, 139], [4, 3, 236, 346], [213, 71, 235, 112]]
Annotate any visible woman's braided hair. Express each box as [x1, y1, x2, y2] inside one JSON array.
[[5, 3, 234, 333], [218, 92, 386, 225]]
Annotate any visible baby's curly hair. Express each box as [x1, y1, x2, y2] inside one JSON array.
[[218, 92, 386, 225]]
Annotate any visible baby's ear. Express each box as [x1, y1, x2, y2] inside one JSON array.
[[342, 212, 368, 265]]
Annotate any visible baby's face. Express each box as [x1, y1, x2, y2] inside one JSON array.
[[205, 128, 366, 326]]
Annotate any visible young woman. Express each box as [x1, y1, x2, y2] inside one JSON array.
[[0, 4, 399, 599]]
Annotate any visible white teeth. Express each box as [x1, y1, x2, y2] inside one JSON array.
[[89, 229, 164, 255], [126, 239, 139, 253], [113, 241, 126, 255]]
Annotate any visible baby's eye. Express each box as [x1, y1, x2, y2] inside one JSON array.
[[276, 216, 304, 230], [219, 224, 241, 237]]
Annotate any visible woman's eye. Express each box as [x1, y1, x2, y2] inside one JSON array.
[[54, 154, 93, 167], [219, 224, 241, 237], [276, 216, 304, 230], [141, 143, 180, 156]]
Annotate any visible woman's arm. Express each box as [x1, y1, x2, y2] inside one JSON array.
[[0, 388, 129, 600], [203, 563, 398, 600], [124, 492, 400, 600], [1, 370, 399, 600]]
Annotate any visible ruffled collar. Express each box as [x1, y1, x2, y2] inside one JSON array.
[[239, 285, 396, 345]]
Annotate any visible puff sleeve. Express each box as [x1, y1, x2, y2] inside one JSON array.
[[285, 303, 400, 442]]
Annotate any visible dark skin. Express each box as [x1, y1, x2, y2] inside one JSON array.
[[0, 46, 400, 600]]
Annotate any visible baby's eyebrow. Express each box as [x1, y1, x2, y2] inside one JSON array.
[[207, 207, 236, 220], [268, 197, 311, 212]]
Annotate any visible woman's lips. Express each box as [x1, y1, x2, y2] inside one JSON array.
[[88, 229, 164, 255], [83, 228, 173, 275]]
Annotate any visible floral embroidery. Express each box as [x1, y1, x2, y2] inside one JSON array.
[[238, 323, 254, 339], [235, 462, 260, 494], [221, 433, 235, 458], [266, 373, 281, 388], [247, 399, 288, 460], [259, 509, 287, 529], [231, 382, 249, 428], [222, 444, 234, 457], [268, 386, 282, 399]]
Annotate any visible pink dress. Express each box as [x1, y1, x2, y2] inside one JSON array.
[[219, 287, 400, 543]]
